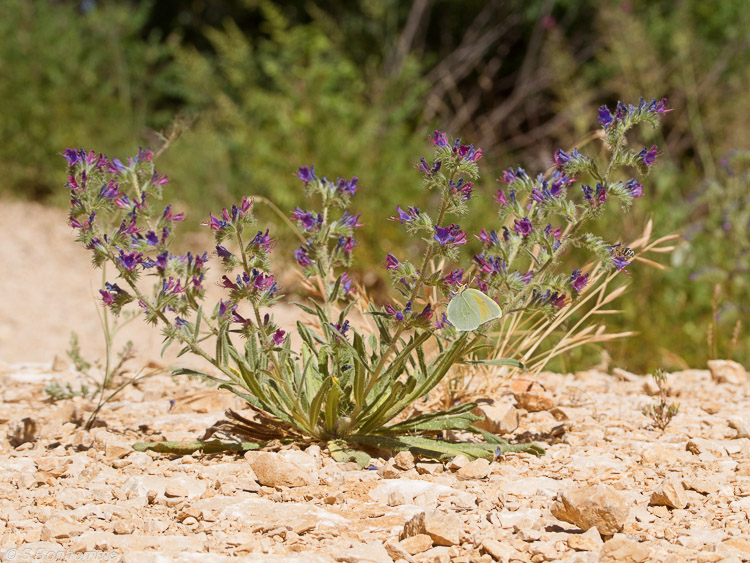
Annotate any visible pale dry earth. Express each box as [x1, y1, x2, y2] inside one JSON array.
[[1, 362, 750, 563], [2, 200, 750, 562]]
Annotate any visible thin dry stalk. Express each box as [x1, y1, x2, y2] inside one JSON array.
[[445, 221, 677, 399], [730, 320, 742, 360]]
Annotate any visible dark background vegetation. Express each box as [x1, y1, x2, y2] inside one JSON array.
[[3, 0, 749, 372]]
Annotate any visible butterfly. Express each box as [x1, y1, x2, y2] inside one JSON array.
[[609, 243, 635, 259], [446, 286, 501, 332]]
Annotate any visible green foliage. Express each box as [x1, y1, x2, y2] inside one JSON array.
[[0, 0, 179, 200], [161, 1, 429, 265]]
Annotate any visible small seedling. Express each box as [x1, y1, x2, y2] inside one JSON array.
[[642, 368, 679, 431]]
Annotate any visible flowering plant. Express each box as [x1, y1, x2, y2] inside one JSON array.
[[64, 98, 666, 461]]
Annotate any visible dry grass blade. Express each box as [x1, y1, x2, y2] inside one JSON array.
[[203, 407, 307, 442], [442, 223, 677, 400]]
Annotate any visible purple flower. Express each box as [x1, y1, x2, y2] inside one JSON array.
[[548, 171, 573, 197], [272, 329, 287, 346], [475, 279, 489, 293], [442, 269, 464, 286], [433, 224, 466, 246], [336, 177, 359, 195], [330, 320, 350, 339], [417, 303, 434, 322], [99, 181, 119, 199], [512, 217, 533, 236], [337, 236, 356, 255], [474, 254, 505, 275], [137, 146, 153, 161], [429, 130, 449, 147], [612, 254, 631, 273], [494, 189, 508, 205], [161, 276, 184, 295], [544, 224, 562, 240], [457, 144, 482, 162], [390, 205, 420, 223], [145, 231, 159, 246], [534, 289, 566, 308], [216, 245, 232, 258], [615, 102, 627, 120], [476, 228, 499, 246], [418, 158, 441, 175], [474, 255, 492, 274], [340, 211, 363, 228], [570, 270, 589, 292], [162, 205, 184, 222], [531, 188, 546, 203], [648, 97, 671, 114], [232, 309, 251, 326], [550, 292, 567, 308], [151, 171, 169, 186], [292, 207, 322, 231], [108, 158, 127, 174], [500, 167, 528, 184], [62, 148, 83, 165], [435, 312, 452, 330], [595, 183, 607, 204], [638, 145, 660, 167], [598, 106, 614, 128], [203, 212, 228, 231], [250, 229, 274, 252], [99, 282, 122, 306], [521, 271, 534, 284], [294, 247, 313, 267], [218, 300, 232, 317], [553, 148, 583, 168], [339, 272, 354, 294], [582, 184, 593, 202], [384, 302, 411, 322], [625, 179, 643, 199], [118, 250, 143, 271], [253, 272, 276, 292], [450, 179, 473, 200], [70, 212, 95, 230], [553, 149, 573, 167], [384, 253, 400, 270], [298, 166, 316, 183], [175, 317, 187, 327]]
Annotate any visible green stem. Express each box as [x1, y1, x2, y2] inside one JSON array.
[[351, 170, 456, 422], [236, 230, 310, 430], [85, 368, 159, 430]]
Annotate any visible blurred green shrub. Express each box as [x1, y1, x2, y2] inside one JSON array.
[[160, 1, 431, 267], [0, 0, 178, 199]]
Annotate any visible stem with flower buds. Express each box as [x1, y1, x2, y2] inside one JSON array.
[[351, 173, 455, 423]]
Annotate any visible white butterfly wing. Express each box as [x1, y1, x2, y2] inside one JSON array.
[[447, 291, 482, 331]]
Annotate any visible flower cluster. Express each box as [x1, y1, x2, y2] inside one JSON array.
[[466, 98, 669, 317], [64, 147, 205, 323], [62, 98, 665, 454], [292, 167, 362, 283]]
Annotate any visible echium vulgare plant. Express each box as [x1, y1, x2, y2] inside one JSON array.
[[449, 98, 670, 330], [64, 98, 666, 462]]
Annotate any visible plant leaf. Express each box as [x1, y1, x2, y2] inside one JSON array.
[[462, 358, 525, 368], [132, 440, 261, 455]]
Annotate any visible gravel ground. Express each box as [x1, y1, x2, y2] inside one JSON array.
[[1, 360, 749, 563]]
